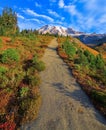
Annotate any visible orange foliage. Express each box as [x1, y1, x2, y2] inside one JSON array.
[[1, 37, 12, 43], [0, 90, 12, 113], [73, 38, 99, 56]]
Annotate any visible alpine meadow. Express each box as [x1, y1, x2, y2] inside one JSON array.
[[0, 0, 106, 129]]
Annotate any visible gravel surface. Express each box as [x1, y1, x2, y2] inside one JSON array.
[[21, 38, 106, 130]]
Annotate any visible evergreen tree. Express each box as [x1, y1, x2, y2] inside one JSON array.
[[0, 7, 18, 35], [96, 54, 105, 69]]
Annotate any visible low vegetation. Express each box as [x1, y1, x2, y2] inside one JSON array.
[[1, 48, 20, 64], [57, 36, 106, 116], [0, 36, 53, 128], [0, 7, 53, 129], [95, 43, 106, 59], [0, 6, 106, 129]]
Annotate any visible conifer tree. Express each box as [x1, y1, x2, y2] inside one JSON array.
[[0, 7, 19, 35]]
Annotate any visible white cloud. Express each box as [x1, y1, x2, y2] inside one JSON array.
[[17, 13, 25, 19], [52, 20, 68, 27], [61, 17, 65, 21], [30, 18, 41, 23], [26, 18, 44, 24], [58, 1, 82, 18], [99, 14, 106, 24], [59, 0, 64, 8], [48, 9, 59, 17], [18, 18, 45, 30], [24, 9, 54, 22], [65, 5, 80, 16], [15, 0, 106, 33], [81, 0, 106, 13], [35, 2, 41, 7], [77, 0, 106, 33], [18, 21, 36, 30], [57, 0, 106, 33]]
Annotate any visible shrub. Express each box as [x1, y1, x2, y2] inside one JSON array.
[[32, 54, 38, 64], [29, 75, 40, 87], [0, 27, 5, 36], [91, 90, 106, 107], [74, 52, 88, 66], [27, 67, 36, 75], [0, 66, 7, 76], [0, 38, 3, 48], [95, 54, 105, 69], [89, 54, 96, 69], [32, 54, 45, 72], [23, 75, 40, 87], [62, 40, 76, 57], [1, 48, 20, 64], [91, 72, 106, 86], [0, 76, 9, 89], [18, 94, 41, 124], [74, 64, 81, 71], [19, 87, 29, 98], [34, 61, 45, 72], [84, 50, 91, 57]]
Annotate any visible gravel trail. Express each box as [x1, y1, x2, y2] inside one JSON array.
[[21, 38, 106, 130]]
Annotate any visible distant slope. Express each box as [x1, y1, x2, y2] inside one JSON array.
[[72, 37, 106, 59], [74, 34, 106, 45], [95, 43, 106, 58], [38, 25, 106, 58], [38, 25, 106, 46], [72, 37, 99, 56]]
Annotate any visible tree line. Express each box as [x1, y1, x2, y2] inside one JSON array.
[[0, 7, 39, 36], [0, 7, 19, 35]]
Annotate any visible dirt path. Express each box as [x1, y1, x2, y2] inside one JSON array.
[[21, 38, 106, 130]]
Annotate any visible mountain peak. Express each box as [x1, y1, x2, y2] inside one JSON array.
[[38, 25, 106, 45], [38, 25, 83, 36]]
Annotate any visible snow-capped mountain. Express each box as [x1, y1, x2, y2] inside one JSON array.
[[38, 25, 67, 36], [38, 25, 83, 36], [38, 25, 106, 45]]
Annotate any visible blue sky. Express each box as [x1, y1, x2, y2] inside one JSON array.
[[0, 0, 106, 33]]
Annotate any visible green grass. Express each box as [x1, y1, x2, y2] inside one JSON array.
[[58, 36, 106, 116], [91, 90, 106, 107], [0, 38, 3, 48], [0, 66, 8, 75], [1, 48, 20, 64]]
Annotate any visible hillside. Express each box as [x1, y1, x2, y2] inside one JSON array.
[[72, 37, 106, 59], [74, 34, 106, 45], [57, 36, 106, 117], [95, 43, 106, 58], [0, 34, 53, 129], [21, 38, 106, 130], [0, 7, 106, 130], [38, 25, 106, 46], [72, 38, 99, 56]]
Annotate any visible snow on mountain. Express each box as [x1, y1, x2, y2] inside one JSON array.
[[38, 25, 67, 36], [38, 25, 106, 45], [38, 25, 83, 36]]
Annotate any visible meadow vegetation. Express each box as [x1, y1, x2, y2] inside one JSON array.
[[0, 7, 53, 129], [0, 6, 106, 129], [57, 36, 106, 116]]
